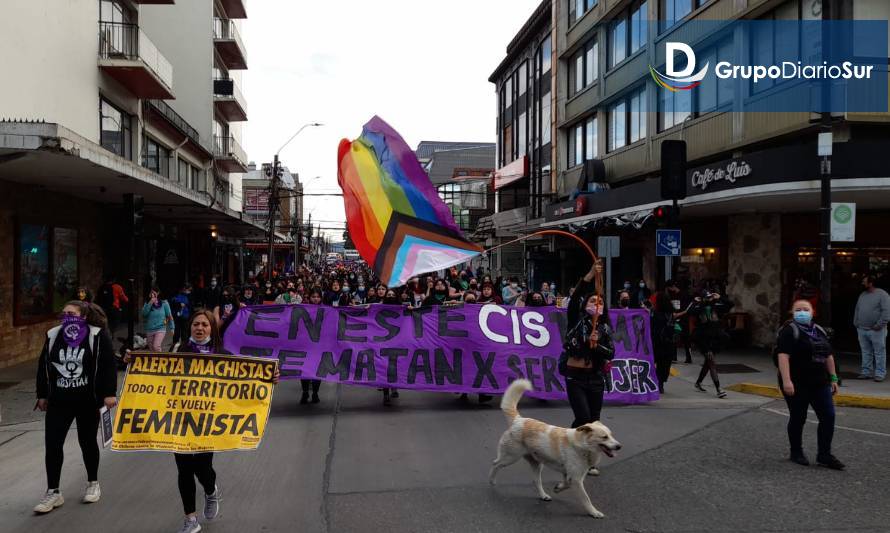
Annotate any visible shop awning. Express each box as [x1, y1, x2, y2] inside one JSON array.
[[493, 156, 528, 190]]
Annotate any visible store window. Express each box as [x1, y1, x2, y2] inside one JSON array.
[[608, 87, 646, 151], [99, 97, 132, 159], [568, 38, 598, 98], [609, 0, 648, 68], [15, 223, 79, 325]]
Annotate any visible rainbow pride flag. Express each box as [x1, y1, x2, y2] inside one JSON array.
[[337, 116, 482, 287]]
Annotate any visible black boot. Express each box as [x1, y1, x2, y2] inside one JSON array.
[[300, 392, 309, 405]]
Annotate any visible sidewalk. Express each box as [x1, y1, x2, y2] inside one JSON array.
[[0, 323, 178, 427], [671, 348, 890, 409]]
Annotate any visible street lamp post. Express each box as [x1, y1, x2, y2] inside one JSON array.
[[266, 122, 322, 281]]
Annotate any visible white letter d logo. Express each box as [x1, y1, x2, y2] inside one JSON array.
[[661, 42, 709, 83], [667, 42, 696, 77]]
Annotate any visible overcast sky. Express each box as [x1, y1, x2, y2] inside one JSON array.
[[241, 0, 542, 237]]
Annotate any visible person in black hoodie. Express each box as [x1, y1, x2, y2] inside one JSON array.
[[301, 289, 324, 404], [34, 300, 117, 514], [559, 262, 615, 431], [651, 291, 677, 393]]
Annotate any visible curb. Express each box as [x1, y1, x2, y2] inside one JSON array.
[[726, 382, 890, 410]]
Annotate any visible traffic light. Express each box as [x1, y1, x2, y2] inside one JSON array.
[[652, 205, 678, 227], [123, 193, 144, 236], [661, 140, 687, 200]]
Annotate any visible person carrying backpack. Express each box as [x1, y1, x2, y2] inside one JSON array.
[[775, 299, 844, 470]]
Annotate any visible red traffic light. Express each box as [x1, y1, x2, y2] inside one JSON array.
[[652, 205, 677, 226]]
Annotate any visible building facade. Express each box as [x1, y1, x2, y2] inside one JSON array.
[[486, 0, 556, 283], [0, 0, 256, 367], [241, 162, 308, 276], [422, 144, 496, 236], [537, 0, 890, 346]]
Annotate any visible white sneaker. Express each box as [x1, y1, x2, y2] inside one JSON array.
[[203, 484, 220, 520], [177, 517, 202, 533], [587, 467, 600, 476], [83, 481, 101, 503], [34, 490, 64, 513]]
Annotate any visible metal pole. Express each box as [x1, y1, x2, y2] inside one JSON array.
[[819, 0, 834, 327], [267, 155, 279, 281]]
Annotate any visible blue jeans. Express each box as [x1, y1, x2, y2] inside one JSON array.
[[783, 385, 835, 458], [857, 327, 887, 379]]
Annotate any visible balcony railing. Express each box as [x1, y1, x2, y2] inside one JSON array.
[[98, 22, 173, 90], [213, 135, 247, 167], [213, 78, 248, 121], [213, 18, 247, 69], [144, 100, 212, 154]]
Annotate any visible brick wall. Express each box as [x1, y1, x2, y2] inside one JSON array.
[[0, 182, 105, 369]]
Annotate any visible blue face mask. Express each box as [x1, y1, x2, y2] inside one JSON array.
[[793, 310, 813, 325]]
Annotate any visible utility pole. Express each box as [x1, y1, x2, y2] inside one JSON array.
[[819, 0, 834, 327], [266, 155, 279, 281]]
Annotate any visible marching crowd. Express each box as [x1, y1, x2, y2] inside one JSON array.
[[33, 257, 877, 531]]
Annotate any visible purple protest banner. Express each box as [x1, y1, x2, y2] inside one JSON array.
[[221, 304, 659, 403]]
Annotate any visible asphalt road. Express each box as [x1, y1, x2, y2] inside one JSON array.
[[1, 374, 889, 533]]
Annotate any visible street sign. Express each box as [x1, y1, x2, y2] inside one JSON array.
[[656, 229, 682, 257], [597, 236, 620, 258], [831, 202, 855, 242]]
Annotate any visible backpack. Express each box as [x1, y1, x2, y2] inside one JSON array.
[[771, 321, 828, 366]]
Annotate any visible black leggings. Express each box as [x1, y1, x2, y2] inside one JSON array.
[[45, 400, 100, 490], [174, 453, 216, 515], [566, 374, 605, 427], [301, 379, 320, 394], [696, 351, 721, 388]]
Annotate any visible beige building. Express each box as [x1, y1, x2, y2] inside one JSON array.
[[0, 0, 258, 367], [534, 0, 890, 346]]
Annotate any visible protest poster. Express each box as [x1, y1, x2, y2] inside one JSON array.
[[222, 305, 658, 404], [112, 352, 277, 453], [99, 406, 113, 448]]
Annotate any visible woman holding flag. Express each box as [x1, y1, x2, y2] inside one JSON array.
[[559, 262, 615, 430]]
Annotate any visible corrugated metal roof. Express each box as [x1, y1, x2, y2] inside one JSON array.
[[415, 141, 493, 162], [425, 145, 496, 185]]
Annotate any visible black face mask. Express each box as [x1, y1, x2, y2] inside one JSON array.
[[620, 298, 630, 307]]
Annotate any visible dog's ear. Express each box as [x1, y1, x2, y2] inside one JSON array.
[[577, 425, 592, 433]]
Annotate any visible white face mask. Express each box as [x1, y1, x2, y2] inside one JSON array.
[[511, 283, 518, 289]]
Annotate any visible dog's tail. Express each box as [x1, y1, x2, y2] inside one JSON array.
[[501, 379, 532, 421]]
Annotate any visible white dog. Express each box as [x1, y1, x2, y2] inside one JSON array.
[[489, 379, 621, 518]]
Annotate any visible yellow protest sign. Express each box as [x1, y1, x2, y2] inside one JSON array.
[[112, 352, 277, 453]]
